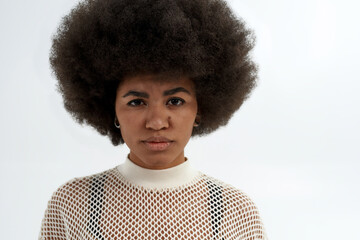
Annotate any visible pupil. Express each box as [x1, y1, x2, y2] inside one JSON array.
[[133, 100, 141, 105]]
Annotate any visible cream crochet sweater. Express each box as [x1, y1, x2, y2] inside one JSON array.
[[39, 158, 267, 239]]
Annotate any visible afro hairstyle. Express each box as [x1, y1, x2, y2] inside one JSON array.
[[50, 0, 258, 146]]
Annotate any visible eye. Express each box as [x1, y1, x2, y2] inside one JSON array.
[[127, 99, 145, 106], [167, 97, 185, 106]]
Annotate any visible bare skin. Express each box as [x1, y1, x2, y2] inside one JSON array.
[[115, 74, 198, 170]]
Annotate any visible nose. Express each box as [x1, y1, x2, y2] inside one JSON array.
[[145, 105, 170, 130]]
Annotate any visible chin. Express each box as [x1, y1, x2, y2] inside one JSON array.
[[144, 155, 175, 168], [136, 151, 181, 169]]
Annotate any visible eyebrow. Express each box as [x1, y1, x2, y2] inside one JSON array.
[[122, 91, 149, 98], [163, 87, 191, 96], [122, 87, 191, 98]]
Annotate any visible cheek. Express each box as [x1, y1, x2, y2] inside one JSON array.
[[177, 109, 197, 131], [117, 112, 143, 139]]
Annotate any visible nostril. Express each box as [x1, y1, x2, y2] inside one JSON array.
[[145, 118, 170, 130], [145, 108, 170, 130]]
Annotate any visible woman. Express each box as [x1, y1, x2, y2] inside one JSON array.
[[40, 0, 268, 239]]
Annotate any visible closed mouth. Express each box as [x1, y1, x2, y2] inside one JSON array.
[[142, 136, 174, 151]]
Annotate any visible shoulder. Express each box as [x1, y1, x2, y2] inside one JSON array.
[[47, 167, 118, 209], [201, 173, 268, 239], [202, 173, 258, 206], [40, 167, 120, 239]]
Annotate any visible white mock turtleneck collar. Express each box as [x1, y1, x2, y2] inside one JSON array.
[[117, 157, 200, 189]]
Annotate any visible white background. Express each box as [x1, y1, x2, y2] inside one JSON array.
[[1, 0, 359, 239]]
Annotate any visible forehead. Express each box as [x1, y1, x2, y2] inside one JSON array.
[[117, 74, 195, 92]]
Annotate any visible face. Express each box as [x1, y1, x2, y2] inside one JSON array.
[[115, 74, 198, 170]]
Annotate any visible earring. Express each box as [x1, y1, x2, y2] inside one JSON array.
[[114, 117, 120, 129], [194, 115, 200, 127]]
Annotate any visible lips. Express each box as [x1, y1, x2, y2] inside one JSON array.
[[142, 136, 173, 151]]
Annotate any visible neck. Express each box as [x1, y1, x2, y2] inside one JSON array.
[[128, 151, 186, 170], [117, 156, 200, 189]]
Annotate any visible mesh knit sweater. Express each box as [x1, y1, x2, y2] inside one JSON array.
[[39, 158, 267, 240]]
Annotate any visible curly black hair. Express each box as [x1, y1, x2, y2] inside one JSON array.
[[50, 0, 257, 146]]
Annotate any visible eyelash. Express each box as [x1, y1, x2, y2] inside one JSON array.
[[167, 97, 185, 106], [127, 99, 145, 106], [127, 98, 185, 107]]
